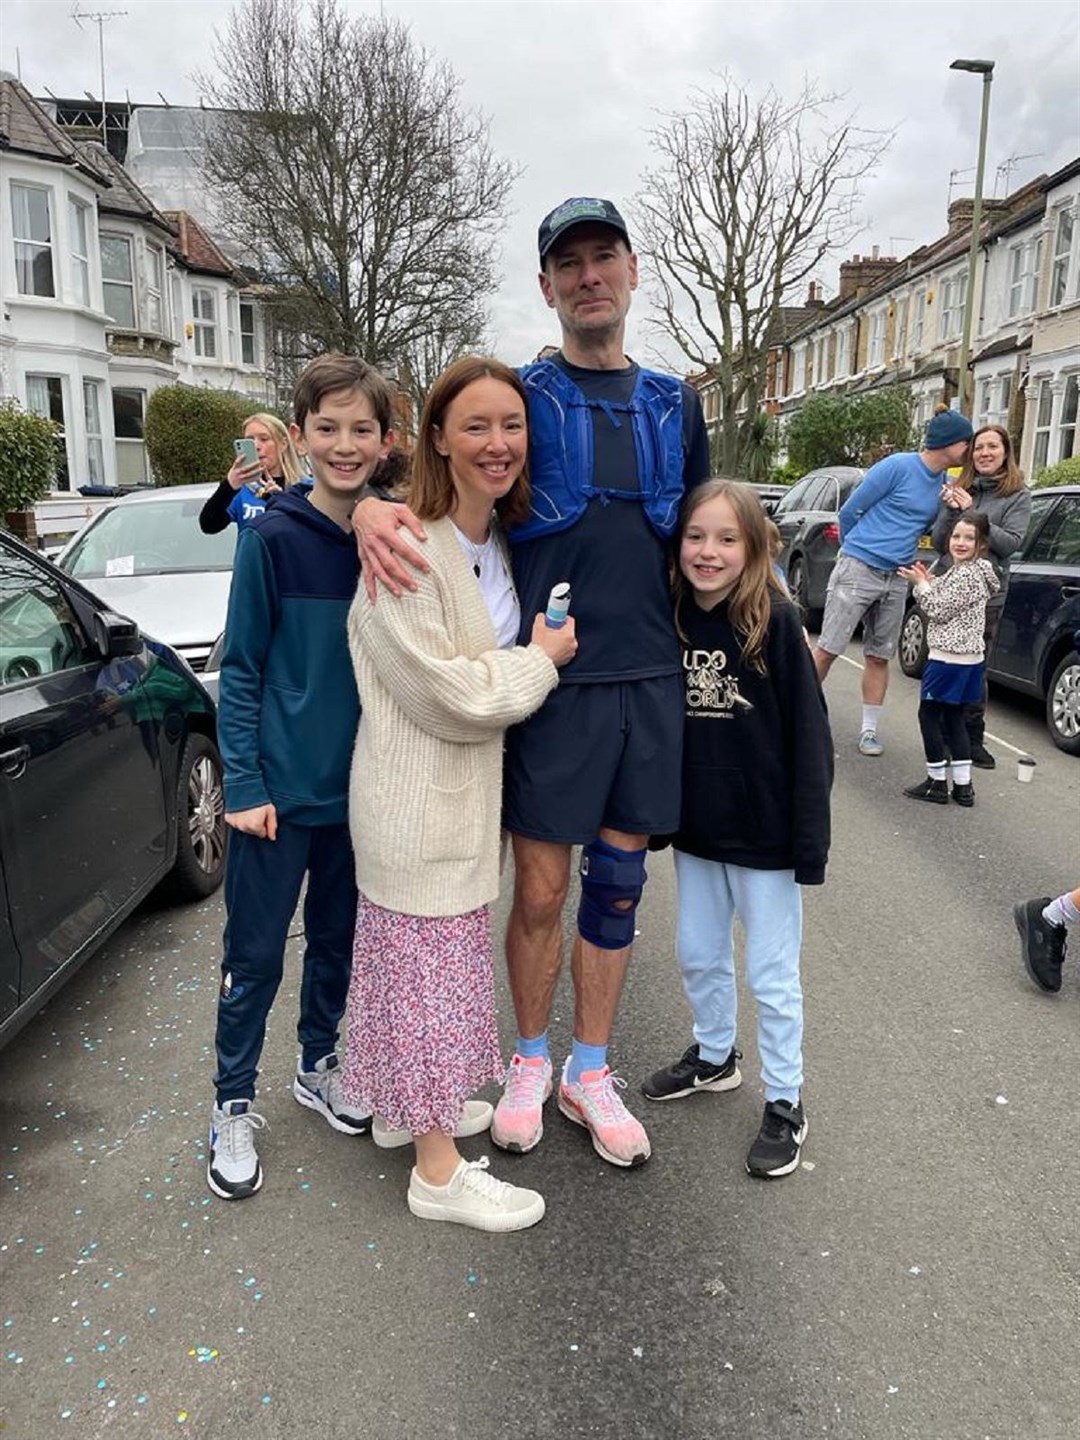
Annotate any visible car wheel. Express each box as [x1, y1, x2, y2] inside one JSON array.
[[164, 732, 228, 901], [787, 557, 822, 630], [1046, 650, 1080, 756], [899, 607, 928, 678]]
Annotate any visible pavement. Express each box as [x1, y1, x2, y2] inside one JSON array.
[[1, 648, 1077, 1440]]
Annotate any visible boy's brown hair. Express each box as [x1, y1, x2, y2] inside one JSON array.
[[293, 353, 395, 435]]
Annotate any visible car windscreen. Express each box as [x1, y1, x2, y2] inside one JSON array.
[[61, 497, 237, 579]]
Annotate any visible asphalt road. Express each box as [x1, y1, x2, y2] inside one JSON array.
[[2, 650, 1078, 1440]]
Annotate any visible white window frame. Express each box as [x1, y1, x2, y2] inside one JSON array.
[[144, 243, 165, 334], [835, 325, 851, 378], [11, 181, 55, 297], [1007, 236, 1042, 318], [892, 297, 908, 360], [100, 231, 136, 328], [192, 287, 217, 358], [240, 301, 257, 366], [1049, 206, 1076, 308], [1032, 379, 1055, 473], [83, 379, 105, 485], [911, 291, 926, 353], [68, 197, 91, 307], [26, 373, 70, 491], [939, 272, 967, 341], [1058, 374, 1079, 464], [112, 386, 149, 485], [868, 309, 886, 367]]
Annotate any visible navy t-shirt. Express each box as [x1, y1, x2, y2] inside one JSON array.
[[511, 356, 710, 683]]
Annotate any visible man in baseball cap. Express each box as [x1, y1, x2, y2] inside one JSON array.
[[813, 408, 974, 756], [537, 197, 632, 264]]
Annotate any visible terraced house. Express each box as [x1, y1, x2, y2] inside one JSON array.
[[0, 76, 273, 492]]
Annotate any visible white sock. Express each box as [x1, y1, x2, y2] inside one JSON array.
[[1044, 893, 1080, 930], [861, 704, 883, 734], [950, 761, 972, 785], [927, 761, 948, 781]]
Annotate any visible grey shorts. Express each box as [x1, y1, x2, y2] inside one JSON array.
[[818, 552, 908, 660]]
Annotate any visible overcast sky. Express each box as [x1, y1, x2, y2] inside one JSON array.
[[4, 0, 1079, 371]]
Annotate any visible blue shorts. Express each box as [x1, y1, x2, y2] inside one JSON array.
[[921, 659, 985, 706], [503, 675, 684, 844]]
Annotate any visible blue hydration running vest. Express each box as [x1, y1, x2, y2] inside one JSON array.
[[510, 360, 687, 545]]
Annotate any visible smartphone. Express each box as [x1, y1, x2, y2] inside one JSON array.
[[234, 437, 259, 469]]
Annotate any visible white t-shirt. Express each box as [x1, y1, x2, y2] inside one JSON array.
[[451, 523, 520, 649]]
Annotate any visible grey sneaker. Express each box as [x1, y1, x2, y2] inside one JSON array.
[[207, 1100, 266, 1200], [373, 1100, 494, 1150], [293, 1054, 372, 1135], [858, 730, 883, 757], [407, 1156, 545, 1232]]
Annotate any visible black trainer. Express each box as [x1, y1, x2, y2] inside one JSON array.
[[641, 1042, 742, 1102], [745, 1098, 807, 1179], [951, 781, 975, 807], [970, 744, 996, 770], [904, 777, 948, 804], [1013, 897, 1066, 993]]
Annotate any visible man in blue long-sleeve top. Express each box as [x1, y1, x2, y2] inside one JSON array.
[[812, 410, 973, 756]]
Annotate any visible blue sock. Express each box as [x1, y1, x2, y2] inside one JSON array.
[[515, 1031, 549, 1061], [567, 1038, 607, 1085]]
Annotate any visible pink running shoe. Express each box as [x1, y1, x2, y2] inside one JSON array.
[[558, 1063, 651, 1168], [490, 1055, 553, 1154]]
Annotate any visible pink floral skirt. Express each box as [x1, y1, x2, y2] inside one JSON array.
[[339, 896, 504, 1135]]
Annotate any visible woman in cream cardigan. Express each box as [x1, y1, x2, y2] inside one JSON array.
[[340, 357, 577, 1233]]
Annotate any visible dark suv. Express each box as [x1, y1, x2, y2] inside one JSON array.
[[898, 485, 1080, 754], [0, 530, 228, 1048], [772, 466, 865, 627]]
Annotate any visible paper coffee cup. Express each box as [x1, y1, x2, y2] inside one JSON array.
[[1017, 756, 1036, 783]]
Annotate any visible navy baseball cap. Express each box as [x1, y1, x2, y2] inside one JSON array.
[[538, 197, 631, 263]]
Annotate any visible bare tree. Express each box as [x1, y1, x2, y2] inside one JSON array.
[[635, 78, 891, 474], [196, 0, 516, 394]]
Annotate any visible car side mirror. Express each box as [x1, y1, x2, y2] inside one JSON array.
[[761, 499, 777, 515], [93, 609, 142, 660]]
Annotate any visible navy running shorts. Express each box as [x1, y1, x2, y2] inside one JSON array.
[[503, 674, 684, 844]]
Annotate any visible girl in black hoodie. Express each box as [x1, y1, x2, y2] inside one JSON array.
[[642, 480, 833, 1180]]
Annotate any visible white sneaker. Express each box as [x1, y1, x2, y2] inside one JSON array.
[[372, 1099, 494, 1150], [407, 1156, 545, 1232], [207, 1100, 266, 1200], [293, 1054, 372, 1135]]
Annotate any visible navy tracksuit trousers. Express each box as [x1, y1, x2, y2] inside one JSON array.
[[213, 819, 357, 1105]]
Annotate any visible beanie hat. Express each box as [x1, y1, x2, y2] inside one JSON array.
[[924, 410, 974, 450]]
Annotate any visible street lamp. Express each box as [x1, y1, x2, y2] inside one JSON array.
[[950, 57, 995, 417]]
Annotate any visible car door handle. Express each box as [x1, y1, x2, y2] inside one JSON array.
[[1061, 584, 1080, 598], [0, 743, 30, 778]]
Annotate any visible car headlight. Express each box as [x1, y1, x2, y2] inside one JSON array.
[[205, 631, 225, 674]]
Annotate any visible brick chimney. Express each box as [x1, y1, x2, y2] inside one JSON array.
[[838, 249, 898, 302], [805, 280, 826, 307]]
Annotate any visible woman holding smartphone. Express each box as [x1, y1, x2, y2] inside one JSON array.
[[199, 412, 307, 535]]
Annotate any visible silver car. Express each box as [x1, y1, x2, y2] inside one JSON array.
[[56, 485, 235, 690]]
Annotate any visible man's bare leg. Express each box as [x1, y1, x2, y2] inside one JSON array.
[[862, 654, 889, 705], [812, 646, 836, 684], [569, 825, 644, 1045], [504, 835, 572, 1038]]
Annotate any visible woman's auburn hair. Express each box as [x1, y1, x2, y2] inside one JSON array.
[[956, 423, 1026, 498], [408, 357, 531, 529], [673, 477, 787, 674], [244, 411, 306, 488]]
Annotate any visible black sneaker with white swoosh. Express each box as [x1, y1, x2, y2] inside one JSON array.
[[641, 1042, 742, 1102]]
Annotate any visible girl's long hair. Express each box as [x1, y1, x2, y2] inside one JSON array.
[[244, 411, 306, 488], [408, 357, 531, 528], [956, 423, 1025, 497], [673, 478, 786, 674]]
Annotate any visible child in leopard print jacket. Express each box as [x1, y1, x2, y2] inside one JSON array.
[[898, 511, 1000, 808]]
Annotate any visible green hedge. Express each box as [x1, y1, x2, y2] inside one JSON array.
[[0, 399, 59, 514], [145, 386, 272, 488], [1032, 455, 1080, 489]]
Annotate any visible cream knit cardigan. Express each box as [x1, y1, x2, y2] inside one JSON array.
[[347, 516, 558, 918]]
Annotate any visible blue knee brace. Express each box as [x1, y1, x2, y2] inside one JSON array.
[[577, 837, 648, 951]]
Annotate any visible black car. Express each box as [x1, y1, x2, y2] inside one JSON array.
[[0, 530, 228, 1048], [898, 484, 1080, 755], [772, 466, 866, 627]]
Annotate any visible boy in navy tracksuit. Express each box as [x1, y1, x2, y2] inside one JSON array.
[[207, 354, 395, 1201]]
